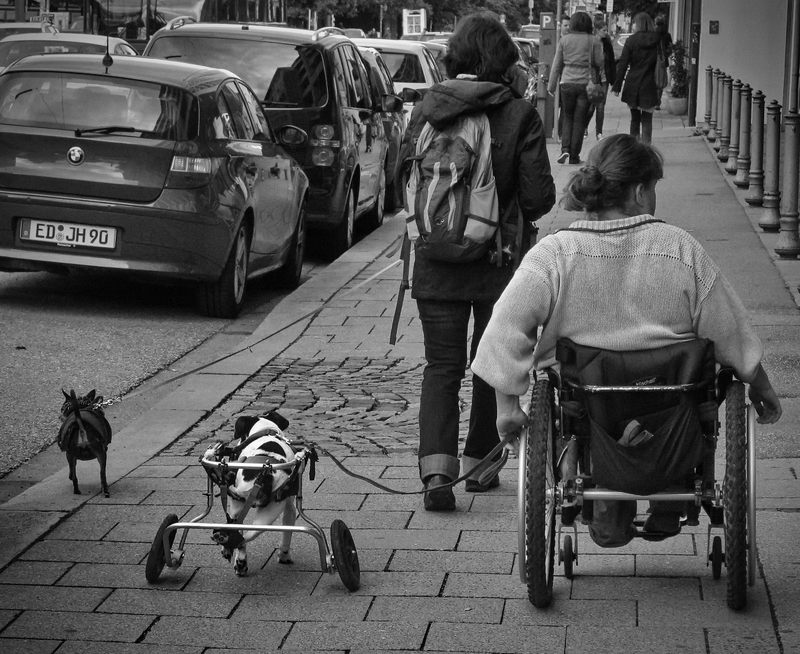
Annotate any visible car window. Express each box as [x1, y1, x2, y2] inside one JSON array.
[[380, 51, 425, 84], [0, 71, 196, 139], [237, 80, 272, 140], [147, 36, 328, 108], [422, 48, 442, 82], [339, 45, 371, 109], [220, 81, 256, 140]]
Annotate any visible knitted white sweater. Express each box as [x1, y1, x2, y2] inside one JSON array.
[[471, 215, 764, 396]]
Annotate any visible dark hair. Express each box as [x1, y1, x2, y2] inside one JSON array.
[[444, 12, 519, 82], [569, 11, 593, 34], [563, 134, 664, 213], [632, 12, 655, 33]]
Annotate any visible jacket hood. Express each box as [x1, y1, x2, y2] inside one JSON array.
[[629, 31, 662, 49], [419, 78, 514, 130]]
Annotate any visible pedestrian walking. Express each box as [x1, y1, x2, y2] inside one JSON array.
[[611, 12, 661, 143], [471, 134, 782, 545], [585, 16, 616, 140], [397, 11, 555, 511], [547, 11, 604, 164], [654, 14, 673, 110]]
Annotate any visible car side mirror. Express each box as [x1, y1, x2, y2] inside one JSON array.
[[276, 125, 308, 147], [381, 94, 403, 113], [400, 87, 422, 103]]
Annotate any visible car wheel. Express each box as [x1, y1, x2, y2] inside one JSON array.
[[362, 165, 386, 231], [196, 221, 249, 318], [272, 201, 306, 289], [329, 186, 356, 261]]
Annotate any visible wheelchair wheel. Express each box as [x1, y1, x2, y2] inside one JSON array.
[[710, 535, 723, 580], [145, 514, 178, 583], [561, 534, 575, 580], [723, 381, 747, 610], [331, 519, 360, 592], [523, 377, 557, 608]]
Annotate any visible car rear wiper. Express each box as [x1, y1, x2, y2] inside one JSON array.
[[74, 126, 139, 137]]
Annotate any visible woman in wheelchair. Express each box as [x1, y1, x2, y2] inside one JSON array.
[[471, 133, 782, 546]]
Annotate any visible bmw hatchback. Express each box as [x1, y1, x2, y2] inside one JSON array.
[[0, 54, 309, 318]]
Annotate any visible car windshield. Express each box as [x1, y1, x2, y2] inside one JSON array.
[[0, 71, 196, 139], [380, 51, 425, 84], [0, 40, 109, 68], [147, 36, 328, 108]]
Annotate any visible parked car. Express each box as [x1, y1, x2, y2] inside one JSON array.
[[145, 23, 394, 259], [0, 32, 137, 72], [342, 28, 366, 38], [513, 37, 539, 66], [0, 54, 309, 317], [420, 40, 447, 77], [350, 37, 443, 122], [518, 23, 540, 40], [356, 44, 405, 212], [0, 21, 50, 38]]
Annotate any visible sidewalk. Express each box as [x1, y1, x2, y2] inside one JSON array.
[[1, 96, 798, 654]]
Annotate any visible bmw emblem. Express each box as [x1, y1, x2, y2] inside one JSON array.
[[67, 146, 85, 166]]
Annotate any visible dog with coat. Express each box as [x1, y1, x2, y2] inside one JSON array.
[[209, 411, 300, 577]]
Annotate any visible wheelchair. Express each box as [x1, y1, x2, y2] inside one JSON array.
[[517, 338, 757, 611]]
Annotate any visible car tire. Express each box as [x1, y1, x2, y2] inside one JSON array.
[[272, 201, 306, 289], [196, 221, 249, 318], [328, 186, 356, 261], [362, 165, 386, 231]]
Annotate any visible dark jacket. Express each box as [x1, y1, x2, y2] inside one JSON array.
[[600, 34, 616, 86], [612, 30, 662, 109], [398, 78, 556, 302]]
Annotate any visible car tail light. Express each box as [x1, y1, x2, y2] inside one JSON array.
[[165, 145, 213, 188], [310, 124, 340, 167]]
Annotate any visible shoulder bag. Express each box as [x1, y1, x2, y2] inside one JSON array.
[[585, 36, 606, 104], [654, 41, 669, 90]]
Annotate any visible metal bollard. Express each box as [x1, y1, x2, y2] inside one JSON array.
[[746, 91, 766, 204], [717, 76, 732, 161], [725, 80, 742, 173], [702, 66, 713, 134], [775, 111, 800, 258], [711, 70, 723, 146], [759, 100, 782, 231], [734, 84, 752, 187]]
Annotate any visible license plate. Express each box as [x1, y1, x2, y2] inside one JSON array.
[[19, 218, 117, 250]]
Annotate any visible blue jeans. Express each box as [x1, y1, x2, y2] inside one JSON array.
[[416, 299, 499, 482], [559, 82, 590, 162]]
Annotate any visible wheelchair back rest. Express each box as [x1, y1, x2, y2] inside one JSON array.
[[556, 337, 717, 438]]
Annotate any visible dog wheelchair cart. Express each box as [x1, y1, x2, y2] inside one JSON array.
[[145, 441, 361, 591], [517, 338, 757, 610]]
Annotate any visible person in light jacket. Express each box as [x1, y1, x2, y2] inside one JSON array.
[[547, 11, 604, 164]]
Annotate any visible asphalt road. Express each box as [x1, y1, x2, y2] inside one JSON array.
[[0, 258, 325, 499]]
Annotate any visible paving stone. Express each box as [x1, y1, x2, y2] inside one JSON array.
[[97, 588, 242, 617], [1, 610, 153, 642], [704, 628, 781, 653], [389, 549, 514, 574], [141, 616, 291, 648], [638, 595, 773, 627], [0, 608, 18, 629], [456, 530, 518, 552], [443, 571, 531, 599], [57, 562, 172, 589], [281, 620, 426, 651], [348, 528, 460, 550], [424, 622, 565, 653], [301, 509, 410, 529], [56, 642, 202, 654], [0, 560, 72, 585], [232, 594, 372, 621], [0, 584, 109, 612], [313, 570, 443, 597], [182, 565, 321, 595], [367, 596, 504, 623], [569, 575, 702, 601], [504, 597, 636, 626], [0, 639, 60, 654], [408, 510, 516, 531], [565, 625, 707, 653]]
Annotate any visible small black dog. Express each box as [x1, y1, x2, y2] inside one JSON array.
[[58, 389, 113, 497]]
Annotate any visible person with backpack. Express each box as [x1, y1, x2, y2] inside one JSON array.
[[397, 11, 555, 511]]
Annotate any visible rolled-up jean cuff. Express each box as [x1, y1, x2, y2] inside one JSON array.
[[419, 454, 460, 482], [461, 454, 503, 481]]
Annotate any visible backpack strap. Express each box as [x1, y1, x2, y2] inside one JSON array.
[[389, 232, 412, 345]]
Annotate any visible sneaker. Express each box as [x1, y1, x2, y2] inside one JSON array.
[[557, 151, 569, 164], [642, 511, 682, 539], [423, 474, 456, 511], [465, 475, 500, 493]]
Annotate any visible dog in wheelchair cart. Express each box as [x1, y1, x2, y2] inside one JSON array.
[[205, 411, 300, 577]]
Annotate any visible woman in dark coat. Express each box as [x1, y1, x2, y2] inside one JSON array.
[[586, 16, 616, 140], [611, 12, 661, 143], [397, 12, 555, 511]]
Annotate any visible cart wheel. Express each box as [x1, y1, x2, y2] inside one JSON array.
[[524, 377, 557, 608], [145, 514, 179, 584], [331, 519, 360, 591], [562, 534, 575, 580], [711, 535, 723, 580], [724, 381, 747, 610]]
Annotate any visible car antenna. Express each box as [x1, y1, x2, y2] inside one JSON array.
[[102, 0, 113, 70]]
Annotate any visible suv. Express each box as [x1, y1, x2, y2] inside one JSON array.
[[145, 23, 399, 258]]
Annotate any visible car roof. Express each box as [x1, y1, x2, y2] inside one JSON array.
[[3, 53, 235, 91], [0, 22, 43, 30], [0, 32, 130, 46], [349, 37, 430, 54], [149, 22, 351, 47]]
